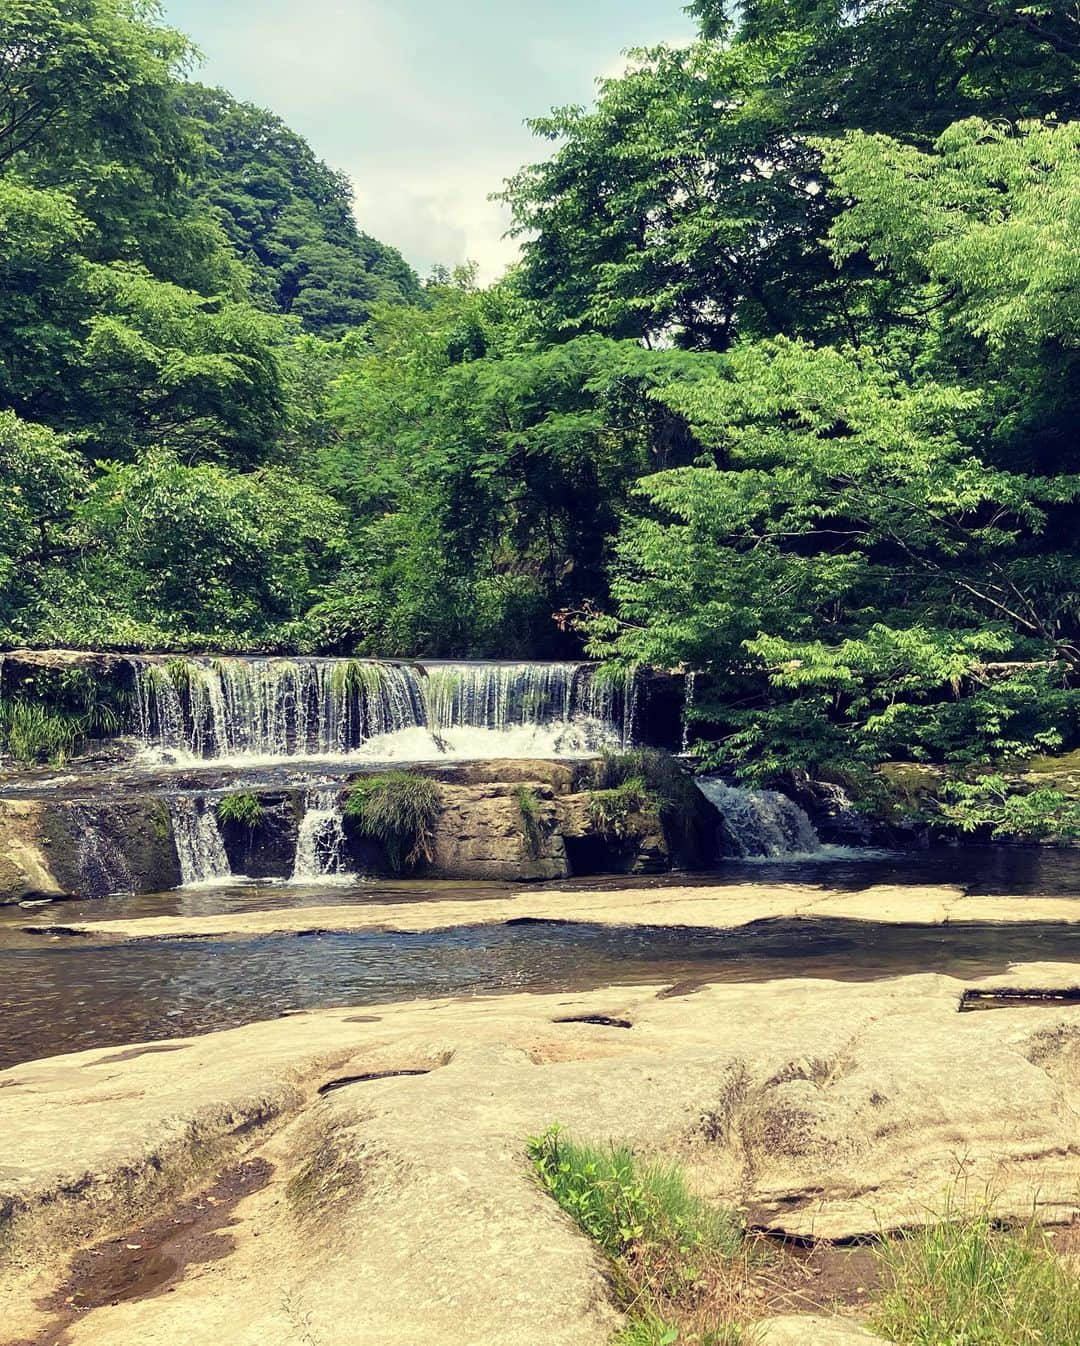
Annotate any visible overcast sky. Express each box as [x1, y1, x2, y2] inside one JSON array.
[[163, 0, 695, 281]]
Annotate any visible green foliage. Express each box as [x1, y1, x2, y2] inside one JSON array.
[[0, 666, 124, 764], [937, 777, 1080, 846], [587, 776, 660, 841], [343, 772, 441, 874], [593, 749, 706, 857], [215, 792, 264, 828], [874, 1210, 1080, 1345], [513, 785, 544, 860], [528, 1127, 748, 1344]]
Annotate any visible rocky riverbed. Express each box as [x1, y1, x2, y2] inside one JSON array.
[[2, 878, 1078, 1345]]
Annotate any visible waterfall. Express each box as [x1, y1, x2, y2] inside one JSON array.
[[681, 671, 696, 754], [169, 796, 232, 886], [695, 779, 823, 859], [127, 657, 634, 764], [291, 789, 353, 882], [68, 805, 133, 896]]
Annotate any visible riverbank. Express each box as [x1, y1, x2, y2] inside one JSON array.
[[2, 964, 1078, 1345], [25, 880, 1080, 942]]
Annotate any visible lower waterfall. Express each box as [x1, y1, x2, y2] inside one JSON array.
[[291, 790, 353, 882], [68, 805, 134, 896], [169, 797, 232, 886], [695, 780, 823, 859]]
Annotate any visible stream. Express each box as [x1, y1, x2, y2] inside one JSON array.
[[3, 851, 1079, 1070]]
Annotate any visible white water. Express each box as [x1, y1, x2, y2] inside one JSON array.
[[695, 779, 826, 859], [291, 789, 354, 883], [68, 805, 133, 895], [169, 797, 232, 886], [129, 658, 634, 765]]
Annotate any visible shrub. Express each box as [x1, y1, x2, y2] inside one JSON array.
[[215, 792, 264, 828], [592, 749, 707, 856], [344, 771, 440, 873], [873, 1209, 1080, 1345], [528, 1126, 749, 1343], [937, 775, 1080, 844], [587, 775, 660, 840], [513, 784, 544, 859]]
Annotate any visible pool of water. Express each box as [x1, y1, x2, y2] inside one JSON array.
[[4, 917, 1078, 1070]]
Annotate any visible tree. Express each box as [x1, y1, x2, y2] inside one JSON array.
[[503, 2, 1078, 349], [180, 84, 422, 336], [589, 119, 1080, 779]]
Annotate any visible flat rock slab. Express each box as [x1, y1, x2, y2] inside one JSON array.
[[2, 964, 1078, 1346], [24, 882, 1080, 942], [760, 1315, 893, 1344]]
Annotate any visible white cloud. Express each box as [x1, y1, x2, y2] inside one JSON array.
[[351, 163, 520, 283]]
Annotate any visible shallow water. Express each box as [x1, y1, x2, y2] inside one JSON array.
[[3, 917, 1078, 1070]]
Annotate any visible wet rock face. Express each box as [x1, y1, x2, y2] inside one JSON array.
[[0, 798, 181, 902], [218, 795, 299, 880]]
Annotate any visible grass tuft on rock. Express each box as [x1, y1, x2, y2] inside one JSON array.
[[513, 784, 545, 859], [527, 1126, 751, 1344], [873, 1209, 1080, 1345], [591, 749, 707, 857], [344, 771, 440, 874], [215, 791, 264, 828]]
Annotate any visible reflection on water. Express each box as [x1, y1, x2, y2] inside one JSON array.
[[3, 918, 1078, 1070]]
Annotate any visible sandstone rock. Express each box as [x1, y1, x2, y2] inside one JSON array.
[[2, 968, 1077, 1345], [758, 1315, 892, 1344]]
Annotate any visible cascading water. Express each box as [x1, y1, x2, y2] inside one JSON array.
[[291, 789, 353, 883], [169, 796, 232, 885], [695, 779, 824, 859], [127, 657, 634, 764], [68, 805, 134, 895]]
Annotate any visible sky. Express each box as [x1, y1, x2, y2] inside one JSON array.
[[163, 0, 695, 281]]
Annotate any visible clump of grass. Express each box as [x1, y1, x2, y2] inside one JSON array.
[[587, 776, 661, 840], [514, 785, 544, 859], [0, 666, 126, 765], [592, 749, 707, 857], [215, 791, 264, 828], [528, 1126, 751, 1343], [873, 1209, 1080, 1345], [344, 771, 440, 874]]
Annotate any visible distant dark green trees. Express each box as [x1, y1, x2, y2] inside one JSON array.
[[180, 85, 422, 336]]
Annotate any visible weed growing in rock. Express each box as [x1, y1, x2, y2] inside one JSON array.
[[587, 776, 660, 840], [527, 1126, 751, 1344], [514, 785, 544, 858], [591, 750, 708, 858], [344, 771, 440, 873], [215, 792, 264, 828], [873, 1209, 1080, 1345]]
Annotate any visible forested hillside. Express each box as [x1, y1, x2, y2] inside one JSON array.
[[1, 0, 1077, 825]]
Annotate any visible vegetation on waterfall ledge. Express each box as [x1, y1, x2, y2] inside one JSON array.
[[513, 785, 545, 860], [215, 793, 264, 829], [0, 0, 1077, 834], [343, 772, 441, 874]]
